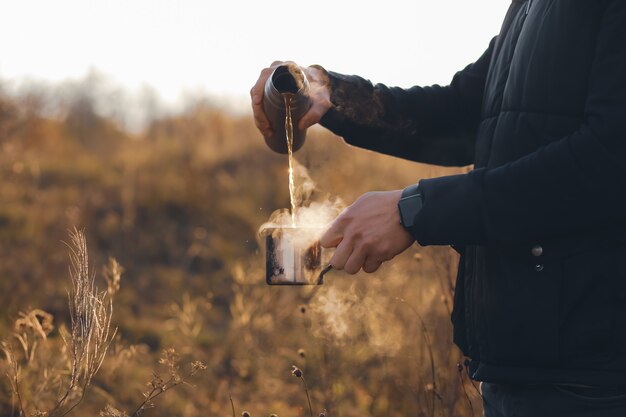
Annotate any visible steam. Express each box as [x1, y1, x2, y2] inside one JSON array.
[[257, 154, 408, 356], [258, 160, 344, 248], [308, 284, 406, 356], [304, 255, 446, 357]]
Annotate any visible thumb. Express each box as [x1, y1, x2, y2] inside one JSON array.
[[298, 103, 326, 130]]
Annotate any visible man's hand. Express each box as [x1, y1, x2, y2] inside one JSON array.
[[320, 190, 416, 274], [250, 61, 332, 138]]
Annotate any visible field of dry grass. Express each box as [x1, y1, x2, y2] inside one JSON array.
[[0, 87, 482, 417]]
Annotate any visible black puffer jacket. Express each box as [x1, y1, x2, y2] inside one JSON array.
[[320, 0, 626, 386]]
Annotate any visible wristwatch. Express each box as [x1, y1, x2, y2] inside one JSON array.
[[398, 184, 423, 230]]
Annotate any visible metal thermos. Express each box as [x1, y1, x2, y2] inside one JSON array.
[[264, 226, 332, 285], [262, 64, 312, 154]]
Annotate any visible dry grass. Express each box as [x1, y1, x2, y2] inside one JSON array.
[[54, 228, 116, 416], [1, 228, 116, 416], [0, 229, 207, 417], [0, 84, 482, 417]]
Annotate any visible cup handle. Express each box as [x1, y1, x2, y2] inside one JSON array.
[[317, 264, 333, 285]]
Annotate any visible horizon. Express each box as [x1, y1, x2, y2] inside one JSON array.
[[1, 0, 510, 126]]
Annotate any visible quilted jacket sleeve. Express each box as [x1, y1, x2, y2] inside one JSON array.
[[319, 38, 496, 167]]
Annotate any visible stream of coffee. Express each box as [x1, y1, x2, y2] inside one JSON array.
[[284, 93, 297, 227]]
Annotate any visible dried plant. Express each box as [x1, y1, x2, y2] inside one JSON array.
[[1, 342, 25, 416], [103, 340, 141, 380], [456, 362, 475, 417], [167, 292, 212, 343], [230, 394, 236, 417], [46, 228, 118, 417], [291, 365, 313, 417], [122, 347, 207, 417], [13, 309, 54, 363], [102, 257, 123, 297], [2, 306, 67, 416], [228, 366, 327, 417], [396, 297, 439, 417], [1, 229, 119, 417], [100, 404, 129, 417]]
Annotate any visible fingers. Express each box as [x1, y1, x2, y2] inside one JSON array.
[[332, 246, 381, 275], [250, 67, 274, 137], [363, 257, 382, 274], [329, 239, 353, 271], [323, 224, 383, 274], [344, 249, 367, 275]]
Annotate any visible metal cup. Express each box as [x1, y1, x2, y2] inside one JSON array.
[[264, 226, 331, 285]]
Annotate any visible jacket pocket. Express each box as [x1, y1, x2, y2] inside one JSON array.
[[480, 243, 561, 366], [551, 239, 617, 365]]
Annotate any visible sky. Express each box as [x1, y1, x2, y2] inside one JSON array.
[[0, 0, 510, 115]]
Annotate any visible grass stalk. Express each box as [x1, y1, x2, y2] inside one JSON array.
[[396, 297, 437, 417]]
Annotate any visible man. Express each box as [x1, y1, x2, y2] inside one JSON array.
[[251, 1, 626, 416]]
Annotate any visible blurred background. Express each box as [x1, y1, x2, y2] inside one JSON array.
[[0, 1, 509, 416]]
